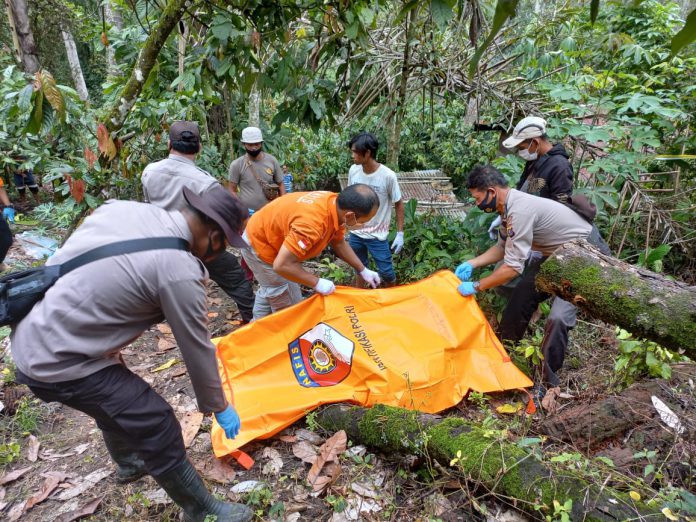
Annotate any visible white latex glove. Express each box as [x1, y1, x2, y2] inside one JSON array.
[[390, 231, 405, 254], [313, 278, 336, 295], [488, 215, 503, 240], [359, 267, 381, 288]]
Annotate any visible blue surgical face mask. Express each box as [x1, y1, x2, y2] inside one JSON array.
[[477, 190, 497, 213]]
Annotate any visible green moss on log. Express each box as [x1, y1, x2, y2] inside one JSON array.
[[317, 404, 655, 521], [538, 255, 696, 355]]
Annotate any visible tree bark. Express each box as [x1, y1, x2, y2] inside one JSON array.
[[6, 0, 39, 74], [386, 6, 417, 168], [177, 20, 187, 91], [104, 0, 190, 134], [104, 0, 123, 77], [248, 83, 260, 127], [536, 240, 696, 356], [315, 403, 655, 521], [61, 28, 89, 101]]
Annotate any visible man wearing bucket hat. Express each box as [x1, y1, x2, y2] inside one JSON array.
[[142, 120, 255, 324], [10, 187, 253, 522], [228, 126, 286, 213]]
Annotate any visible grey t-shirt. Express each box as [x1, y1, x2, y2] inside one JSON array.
[[10, 200, 227, 413], [142, 154, 219, 211], [497, 189, 592, 273], [228, 152, 283, 211]]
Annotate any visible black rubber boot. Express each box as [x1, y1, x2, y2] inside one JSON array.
[[153, 459, 253, 522], [101, 430, 148, 484]]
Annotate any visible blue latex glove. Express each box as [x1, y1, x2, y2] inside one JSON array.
[[454, 262, 473, 281], [3, 207, 15, 224], [214, 405, 241, 440], [457, 281, 478, 296]]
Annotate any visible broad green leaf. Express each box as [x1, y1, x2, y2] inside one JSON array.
[[18, 84, 34, 112], [83, 192, 100, 208], [26, 90, 43, 135], [671, 7, 696, 55], [468, 0, 519, 78], [646, 244, 671, 265], [309, 98, 324, 120], [431, 0, 455, 29]]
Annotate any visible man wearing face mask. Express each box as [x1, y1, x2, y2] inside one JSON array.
[[240, 184, 381, 319], [142, 120, 256, 325], [486, 116, 573, 240], [454, 165, 605, 397], [11, 187, 253, 522], [228, 126, 286, 213]]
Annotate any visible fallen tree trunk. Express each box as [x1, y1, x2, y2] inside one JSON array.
[[536, 240, 696, 356], [316, 404, 656, 521]]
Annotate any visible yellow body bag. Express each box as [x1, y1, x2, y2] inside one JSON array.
[[212, 271, 532, 457]]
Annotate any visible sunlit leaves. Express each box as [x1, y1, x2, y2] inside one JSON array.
[[431, 0, 456, 29]]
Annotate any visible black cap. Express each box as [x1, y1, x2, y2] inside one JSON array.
[[182, 186, 247, 248], [170, 121, 200, 143]]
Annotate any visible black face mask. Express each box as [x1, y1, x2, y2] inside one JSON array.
[[477, 190, 497, 213], [245, 148, 261, 157]]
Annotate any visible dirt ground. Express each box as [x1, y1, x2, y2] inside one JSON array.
[[0, 244, 693, 522]]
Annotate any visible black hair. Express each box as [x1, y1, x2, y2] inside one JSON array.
[[337, 183, 379, 217], [170, 139, 200, 154], [347, 132, 379, 160], [466, 165, 508, 191]]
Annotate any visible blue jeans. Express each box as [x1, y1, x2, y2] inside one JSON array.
[[348, 234, 396, 282]]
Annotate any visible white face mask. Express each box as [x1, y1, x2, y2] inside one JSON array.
[[517, 140, 538, 161], [518, 148, 538, 161]]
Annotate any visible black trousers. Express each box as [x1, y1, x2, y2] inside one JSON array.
[[498, 225, 612, 386], [17, 364, 186, 476], [204, 251, 255, 323], [0, 217, 12, 263]]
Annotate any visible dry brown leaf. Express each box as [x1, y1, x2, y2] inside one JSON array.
[[307, 430, 346, 486], [27, 435, 40, 462], [54, 497, 102, 522], [261, 447, 283, 475], [39, 450, 76, 461], [157, 338, 176, 353], [278, 435, 297, 443], [54, 469, 111, 501], [7, 500, 26, 521], [207, 312, 219, 318], [25, 471, 69, 510], [310, 462, 341, 494], [180, 412, 204, 448], [0, 466, 32, 486], [292, 440, 318, 464], [541, 386, 561, 414], [156, 323, 172, 335], [196, 457, 236, 484], [295, 428, 324, 445], [170, 367, 188, 378], [228, 320, 242, 325], [209, 298, 223, 306]]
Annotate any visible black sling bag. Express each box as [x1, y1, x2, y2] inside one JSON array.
[[0, 237, 189, 326]]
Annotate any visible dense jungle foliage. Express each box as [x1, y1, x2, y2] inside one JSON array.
[[0, 0, 693, 283]]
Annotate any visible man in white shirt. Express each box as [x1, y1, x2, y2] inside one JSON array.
[[346, 132, 404, 287]]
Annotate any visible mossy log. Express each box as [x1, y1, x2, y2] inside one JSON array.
[[316, 403, 656, 521], [536, 240, 696, 356]]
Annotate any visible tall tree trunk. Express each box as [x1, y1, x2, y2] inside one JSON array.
[[104, 0, 122, 77], [177, 20, 187, 91], [61, 28, 89, 101], [104, 0, 190, 134], [6, 0, 39, 74], [386, 6, 417, 168], [536, 240, 696, 355], [248, 83, 260, 127]]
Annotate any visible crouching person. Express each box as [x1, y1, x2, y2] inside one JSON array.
[[9, 186, 253, 522]]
